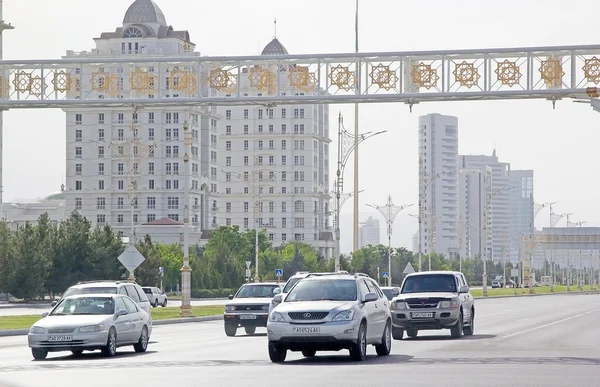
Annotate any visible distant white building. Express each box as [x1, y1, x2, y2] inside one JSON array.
[[2, 187, 68, 230], [510, 170, 534, 260], [457, 166, 492, 258], [359, 216, 380, 248], [418, 113, 459, 258], [62, 0, 216, 245]]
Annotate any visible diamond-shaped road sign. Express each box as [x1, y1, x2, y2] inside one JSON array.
[[382, 272, 389, 278], [118, 245, 146, 273], [403, 262, 415, 274], [245, 261, 252, 269]]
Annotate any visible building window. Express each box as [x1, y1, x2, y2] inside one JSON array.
[[147, 197, 156, 209], [168, 197, 179, 209], [226, 202, 232, 213], [168, 214, 180, 222], [75, 114, 82, 125], [98, 113, 104, 124], [147, 214, 156, 223], [117, 197, 124, 209], [244, 218, 249, 228], [148, 162, 154, 175], [118, 180, 124, 190], [226, 141, 232, 151], [97, 215, 106, 224], [98, 180, 104, 190], [149, 180, 154, 189], [75, 181, 82, 191], [97, 197, 106, 210], [75, 198, 82, 210]]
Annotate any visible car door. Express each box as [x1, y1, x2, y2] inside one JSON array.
[[122, 297, 142, 342], [460, 274, 474, 320], [366, 279, 387, 335], [456, 275, 469, 323], [359, 279, 379, 342], [114, 297, 131, 344]]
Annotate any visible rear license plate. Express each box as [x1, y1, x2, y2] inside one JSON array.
[[48, 336, 73, 342], [412, 312, 433, 318], [240, 314, 256, 320], [292, 327, 320, 334]]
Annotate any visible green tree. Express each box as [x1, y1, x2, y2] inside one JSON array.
[[134, 235, 162, 286], [158, 243, 184, 291], [0, 222, 15, 300], [12, 222, 48, 300], [203, 226, 251, 288], [88, 225, 125, 280]]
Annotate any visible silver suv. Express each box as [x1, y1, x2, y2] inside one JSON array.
[[390, 271, 474, 340], [267, 273, 392, 362]]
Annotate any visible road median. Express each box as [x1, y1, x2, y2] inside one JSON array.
[[0, 305, 224, 337], [471, 285, 599, 298]]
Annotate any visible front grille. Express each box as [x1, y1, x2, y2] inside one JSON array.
[[288, 312, 329, 320], [406, 298, 445, 309], [234, 305, 266, 311], [40, 340, 86, 346], [48, 328, 77, 334]]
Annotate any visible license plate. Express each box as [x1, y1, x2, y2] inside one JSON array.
[[240, 314, 256, 320], [292, 327, 320, 334], [48, 336, 72, 342], [412, 312, 433, 318]]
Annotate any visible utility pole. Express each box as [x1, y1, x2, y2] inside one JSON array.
[[0, 1, 14, 219], [180, 118, 193, 317], [367, 196, 412, 286]]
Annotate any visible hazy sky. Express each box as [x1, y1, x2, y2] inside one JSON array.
[[2, 0, 599, 250]]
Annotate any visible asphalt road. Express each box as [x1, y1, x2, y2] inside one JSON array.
[[0, 294, 599, 387], [0, 299, 227, 316]]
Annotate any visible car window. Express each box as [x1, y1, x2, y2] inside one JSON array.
[[401, 275, 457, 293], [135, 286, 149, 302], [63, 286, 117, 297], [51, 297, 114, 316], [119, 287, 128, 295], [122, 297, 138, 313], [234, 284, 280, 298], [125, 285, 141, 302], [115, 297, 127, 312], [460, 274, 468, 287], [282, 277, 302, 293], [286, 279, 357, 302], [142, 288, 152, 294], [367, 280, 384, 298]]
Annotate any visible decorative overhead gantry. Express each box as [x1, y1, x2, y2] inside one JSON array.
[[2, 43, 600, 109]]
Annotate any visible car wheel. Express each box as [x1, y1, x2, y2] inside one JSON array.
[[463, 310, 474, 336], [162, 299, 167, 307], [301, 350, 316, 358], [154, 299, 159, 308], [101, 328, 117, 357], [244, 326, 256, 335], [224, 323, 237, 337], [392, 326, 404, 340], [349, 322, 367, 361], [133, 326, 149, 353], [407, 328, 418, 338], [71, 350, 83, 357], [375, 320, 392, 356], [450, 311, 464, 339], [268, 342, 287, 363], [31, 348, 47, 360]]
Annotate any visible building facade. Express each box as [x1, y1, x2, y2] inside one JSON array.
[[457, 166, 492, 258], [510, 170, 534, 260], [215, 37, 333, 257], [63, 0, 216, 244], [418, 113, 459, 258], [2, 187, 68, 231], [359, 216, 380, 248]]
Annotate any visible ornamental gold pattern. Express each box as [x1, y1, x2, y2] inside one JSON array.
[[91, 71, 120, 96], [130, 68, 155, 92], [583, 56, 600, 84], [329, 65, 355, 91], [288, 66, 317, 92], [539, 58, 564, 85], [170, 69, 198, 94], [369, 64, 398, 90], [52, 71, 72, 93], [410, 62, 439, 89], [248, 67, 276, 93], [12, 71, 33, 92], [30, 75, 45, 97], [495, 60, 522, 86], [452, 61, 480, 88], [208, 67, 236, 92]]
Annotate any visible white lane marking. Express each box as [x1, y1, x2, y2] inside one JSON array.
[[515, 318, 530, 322], [503, 308, 600, 339]]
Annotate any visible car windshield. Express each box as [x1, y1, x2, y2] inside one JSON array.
[[382, 289, 396, 300], [142, 288, 152, 294], [282, 277, 302, 293], [62, 287, 117, 297], [401, 275, 457, 294], [50, 297, 115, 316], [235, 285, 279, 298], [285, 279, 357, 302]]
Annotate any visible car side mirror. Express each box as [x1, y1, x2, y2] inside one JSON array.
[[117, 309, 128, 317], [273, 288, 281, 295], [272, 294, 283, 303], [364, 292, 378, 303], [228, 295, 234, 300], [392, 288, 400, 296], [50, 301, 57, 307], [459, 285, 470, 294], [41, 312, 49, 318]]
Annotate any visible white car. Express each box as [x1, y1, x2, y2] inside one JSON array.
[[142, 287, 168, 308], [28, 294, 151, 360], [224, 282, 283, 336]]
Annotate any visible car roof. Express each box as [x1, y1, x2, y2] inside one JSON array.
[[381, 286, 400, 289], [405, 271, 460, 277], [242, 282, 281, 286], [61, 293, 121, 300], [71, 281, 133, 288]]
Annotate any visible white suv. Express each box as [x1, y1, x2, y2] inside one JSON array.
[[142, 287, 168, 308], [267, 273, 392, 362]]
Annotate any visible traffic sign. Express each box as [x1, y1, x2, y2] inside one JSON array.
[[275, 269, 283, 277], [511, 269, 519, 277], [245, 268, 251, 278], [159, 267, 164, 277], [403, 262, 415, 274], [245, 261, 252, 269], [382, 272, 389, 278], [117, 245, 145, 273]]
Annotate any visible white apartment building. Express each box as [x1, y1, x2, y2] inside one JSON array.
[[216, 37, 334, 257], [418, 113, 459, 258], [457, 165, 492, 258], [459, 150, 512, 261], [359, 216, 380, 248], [63, 0, 216, 244]]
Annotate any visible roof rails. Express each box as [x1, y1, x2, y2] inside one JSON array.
[[295, 271, 310, 275], [305, 272, 343, 278], [76, 280, 123, 285], [354, 273, 370, 278]]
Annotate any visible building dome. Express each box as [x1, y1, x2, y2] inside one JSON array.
[[43, 191, 65, 202], [261, 38, 288, 56], [123, 0, 167, 26]]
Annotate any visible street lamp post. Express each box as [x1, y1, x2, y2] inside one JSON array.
[[179, 119, 193, 317], [367, 196, 412, 286], [0, 1, 13, 217], [526, 200, 555, 294], [332, 184, 362, 270], [335, 113, 386, 270]]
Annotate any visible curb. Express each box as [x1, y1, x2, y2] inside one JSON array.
[[0, 315, 224, 338], [473, 290, 600, 300]]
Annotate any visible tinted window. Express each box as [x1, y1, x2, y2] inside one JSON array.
[[51, 297, 114, 316], [142, 288, 152, 294], [122, 297, 138, 313], [382, 288, 395, 300], [63, 286, 117, 297], [125, 285, 141, 302], [282, 277, 302, 293], [401, 275, 457, 294], [286, 279, 357, 302], [235, 285, 279, 298], [115, 297, 127, 313], [367, 280, 384, 298]]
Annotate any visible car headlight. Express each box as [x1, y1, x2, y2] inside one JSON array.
[[262, 305, 269, 311], [390, 301, 407, 311], [29, 326, 47, 334], [225, 305, 236, 312], [332, 309, 355, 321], [440, 300, 459, 308], [79, 324, 106, 333], [269, 312, 285, 322]]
